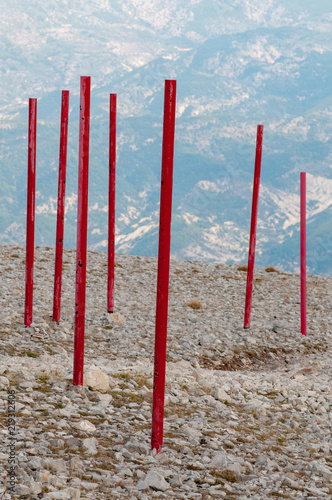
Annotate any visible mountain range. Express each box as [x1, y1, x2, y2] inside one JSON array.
[[0, 0, 331, 275]]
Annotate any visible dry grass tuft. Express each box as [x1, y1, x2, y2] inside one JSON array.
[[265, 267, 280, 273], [211, 469, 238, 483], [187, 300, 203, 310], [237, 265, 248, 272]]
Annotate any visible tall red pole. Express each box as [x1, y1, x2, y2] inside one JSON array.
[[151, 80, 177, 453], [73, 77, 91, 386], [24, 98, 37, 327], [244, 124, 264, 329], [108, 94, 117, 313], [300, 172, 307, 336], [53, 90, 69, 323]]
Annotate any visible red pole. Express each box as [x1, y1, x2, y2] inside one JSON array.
[[300, 172, 307, 336], [53, 90, 69, 323], [108, 93, 117, 313], [244, 124, 264, 329], [24, 98, 37, 327], [73, 77, 91, 385], [151, 80, 177, 453]]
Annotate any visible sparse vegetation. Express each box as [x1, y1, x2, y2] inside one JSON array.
[[38, 374, 50, 383], [113, 373, 130, 382], [211, 470, 238, 483], [187, 300, 203, 310], [265, 266, 280, 273], [237, 265, 248, 272], [186, 464, 201, 471], [37, 386, 52, 394], [17, 351, 40, 358]]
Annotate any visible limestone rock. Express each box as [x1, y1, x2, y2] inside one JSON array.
[[209, 450, 228, 470], [76, 420, 96, 433], [82, 437, 98, 455], [214, 388, 233, 404], [145, 470, 170, 491], [84, 370, 109, 391]]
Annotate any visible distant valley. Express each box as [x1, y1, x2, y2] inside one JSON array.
[[0, 0, 331, 275]]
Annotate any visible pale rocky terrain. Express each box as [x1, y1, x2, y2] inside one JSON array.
[[0, 244, 331, 499]]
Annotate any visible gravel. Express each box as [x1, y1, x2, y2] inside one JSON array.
[[0, 244, 331, 499]]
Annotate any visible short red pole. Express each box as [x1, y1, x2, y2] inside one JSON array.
[[108, 93, 117, 313], [244, 124, 264, 329], [151, 80, 177, 453], [300, 172, 307, 336], [53, 90, 69, 323], [24, 98, 37, 327], [73, 77, 91, 386]]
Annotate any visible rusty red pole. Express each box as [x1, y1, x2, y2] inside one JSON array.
[[53, 90, 69, 323], [24, 98, 37, 327], [244, 124, 264, 329], [300, 172, 307, 336], [151, 80, 177, 453], [108, 94, 117, 313], [73, 77, 91, 386]]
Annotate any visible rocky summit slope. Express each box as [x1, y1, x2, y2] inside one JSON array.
[[0, 244, 331, 499]]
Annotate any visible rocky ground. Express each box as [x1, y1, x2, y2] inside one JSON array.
[[0, 244, 331, 499]]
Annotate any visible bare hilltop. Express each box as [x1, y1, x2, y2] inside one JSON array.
[[0, 245, 331, 499]]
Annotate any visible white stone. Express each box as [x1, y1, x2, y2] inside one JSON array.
[[96, 393, 113, 407], [84, 370, 109, 391], [110, 313, 125, 324], [0, 376, 9, 387], [29, 479, 42, 495], [243, 399, 267, 416], [145, 470, 170, 491], [137, 479, 148, 490], [125, 440, 149, 455], [255, 454, 269, 468], [44, 458, 67, 473], [214, 388, 233, 404], [181, 424, 201, 440], [82, 437, 98, 455], [309, 460, 332, 480], [76, 420, 96, 433], [15, 485, 31, 496], [209, 450, 228, 470], [21, 408, 32, 416]]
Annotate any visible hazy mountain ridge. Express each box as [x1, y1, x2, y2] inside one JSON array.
[[0, 0, 331, 274]]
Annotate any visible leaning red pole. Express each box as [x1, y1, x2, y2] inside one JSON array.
[[300, 172, 307, 336], [151, 80, 177, 453], [53, 90, 69, 323], [108, 94, 117, 313], [24, 98, 37, 327], [73, 77, 91, 386], [244, 124, 264, 329]]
